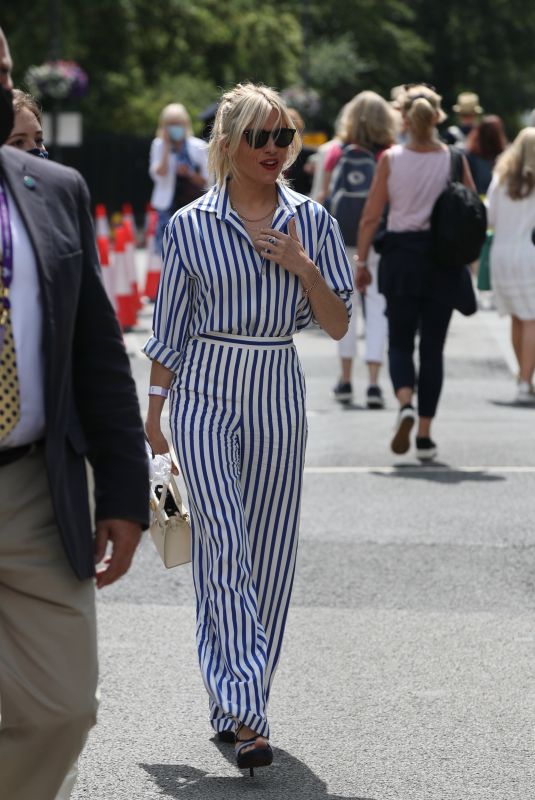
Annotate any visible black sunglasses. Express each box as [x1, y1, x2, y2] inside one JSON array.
[[243, 127, 296, 149]]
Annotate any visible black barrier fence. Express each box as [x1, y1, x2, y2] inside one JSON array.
[[57, 132, 154, 229]]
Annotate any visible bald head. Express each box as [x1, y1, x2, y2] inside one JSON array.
[[0, 28, 13, 90]]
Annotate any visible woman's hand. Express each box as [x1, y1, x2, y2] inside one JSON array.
[[355, 265, 372, 295], [161, 127, 171, 147], [256, 218, 312, 276], [176, 162, 191, 177], [145, 421, 179, 475]]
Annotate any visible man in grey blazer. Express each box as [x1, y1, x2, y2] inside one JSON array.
[[0, 28, 149, 800]]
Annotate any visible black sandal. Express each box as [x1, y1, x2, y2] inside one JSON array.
[[234, 722, 273, 777]]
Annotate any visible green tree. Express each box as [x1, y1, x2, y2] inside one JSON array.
[[3, 0, 303, 134], [412, 0, 535, 131]]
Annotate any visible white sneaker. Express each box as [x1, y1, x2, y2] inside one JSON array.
[[390, 405, 416, 454], [515, 381, 535, 404]]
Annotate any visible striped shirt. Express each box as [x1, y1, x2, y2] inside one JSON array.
[[143, 181, 353, 371]]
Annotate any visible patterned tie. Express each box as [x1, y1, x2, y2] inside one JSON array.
[[0, 184, 20, 442]]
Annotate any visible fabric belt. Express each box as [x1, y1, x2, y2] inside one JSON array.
[[0, 441, 40, 467], [196, 332, 294, 349]]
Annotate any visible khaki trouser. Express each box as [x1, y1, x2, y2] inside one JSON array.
[[0, 445, 98, 800]]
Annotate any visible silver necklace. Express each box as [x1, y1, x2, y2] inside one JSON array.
[[231, 203, 277, 224]]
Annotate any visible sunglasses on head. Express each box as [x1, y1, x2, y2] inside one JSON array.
[[243, 127, 296, 149]]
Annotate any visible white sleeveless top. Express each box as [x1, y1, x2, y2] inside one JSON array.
[[387, 144, 450, 232]]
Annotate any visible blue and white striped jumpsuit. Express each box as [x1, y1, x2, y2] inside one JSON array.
[[144, 182, 352, 738]]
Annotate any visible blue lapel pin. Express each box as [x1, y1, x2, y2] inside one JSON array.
[[23, 175, 37, 190]]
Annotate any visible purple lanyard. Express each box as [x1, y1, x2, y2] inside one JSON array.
[[0, 178, 13, 326]]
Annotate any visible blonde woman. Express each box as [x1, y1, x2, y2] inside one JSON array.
[[357, 85, 476, 460], [143, 83, 352, 774], [487, 127, 535, 403], [149, 102, 209, 255], [319, 91, 397, 408]]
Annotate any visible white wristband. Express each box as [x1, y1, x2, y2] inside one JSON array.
[[149, 385, 169, 398]]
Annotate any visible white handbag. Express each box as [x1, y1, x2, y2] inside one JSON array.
[[149, 472, 192, 569]]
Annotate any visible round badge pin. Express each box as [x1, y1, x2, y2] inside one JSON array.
[[23, 175, 37, 190]]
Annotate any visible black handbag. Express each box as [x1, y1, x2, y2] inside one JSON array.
[[431, 147, 487, 270]]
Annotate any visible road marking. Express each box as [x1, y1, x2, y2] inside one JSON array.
[[304, 465, 535, 474]]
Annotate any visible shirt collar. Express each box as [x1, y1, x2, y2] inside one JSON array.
[[203, 179, 306, 233]]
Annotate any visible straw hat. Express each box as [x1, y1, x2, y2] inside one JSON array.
[[453, 92, 483, 115]]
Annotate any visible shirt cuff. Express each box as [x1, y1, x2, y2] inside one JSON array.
[[142, 336, 182, 372]]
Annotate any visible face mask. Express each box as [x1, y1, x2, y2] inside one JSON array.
[[28, 147, 49, 159], [168, 124, 186, 142], [0, 85, 14, 146]]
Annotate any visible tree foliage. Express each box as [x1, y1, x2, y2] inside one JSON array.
[[2, 0, 535, 136]]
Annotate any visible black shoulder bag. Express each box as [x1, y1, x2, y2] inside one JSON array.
[[431, 147, 487, 270]]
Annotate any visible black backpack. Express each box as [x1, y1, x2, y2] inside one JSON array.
[[431, 147, 487, 270], [325, 145, 377, 245]]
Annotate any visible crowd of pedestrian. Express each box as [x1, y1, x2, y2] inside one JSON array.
[[305, 86, 535, 443], [145, 82, 535, 462]]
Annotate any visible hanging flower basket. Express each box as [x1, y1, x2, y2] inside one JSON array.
[[24, 60, 89, 101]]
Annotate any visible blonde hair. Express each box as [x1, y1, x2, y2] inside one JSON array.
[[402, 85, 446, 142], [157, 103, 192, 137], [208, 83, 302, 187], [339, 91, 396, 150], [495, 127, 535, 200]]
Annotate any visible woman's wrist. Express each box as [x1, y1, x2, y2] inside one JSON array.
[[145, 415, 163, 432], [297, 257, 319, 284]]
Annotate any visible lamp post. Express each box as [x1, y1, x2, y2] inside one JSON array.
[[49, 0, 62, 160]]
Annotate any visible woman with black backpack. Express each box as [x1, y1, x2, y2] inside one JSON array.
[[319, 92, 396, 408], [356, 84, 477, 461]]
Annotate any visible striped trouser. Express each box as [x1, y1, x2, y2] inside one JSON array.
[[170, 332, 307, 739]]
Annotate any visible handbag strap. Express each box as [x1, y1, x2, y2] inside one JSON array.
[[449, 146, 464, 183]]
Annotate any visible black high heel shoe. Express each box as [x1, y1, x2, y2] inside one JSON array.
[[234, 722, 273, 777]]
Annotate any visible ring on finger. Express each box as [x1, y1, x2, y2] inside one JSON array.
[[267, 236, 277, 245]]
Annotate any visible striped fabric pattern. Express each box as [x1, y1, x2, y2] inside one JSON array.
[[143, 182, 353, 370], [143, 181, 353, 737], [171, 335, 307, 737]]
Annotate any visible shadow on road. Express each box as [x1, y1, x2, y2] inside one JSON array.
[[141, 745, 376, 800], [489, 399, 535, 409], [373, 463, 506, 484]]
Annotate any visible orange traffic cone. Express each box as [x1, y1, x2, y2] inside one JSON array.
[[95, 203, 110, 239], [144, 208, 161, 301], [122, 218, 142, 313], [97, 234, 116, 310], [114, 226, 137, 331], [122, 202, 138, 244]]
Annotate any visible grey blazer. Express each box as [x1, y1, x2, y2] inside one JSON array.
[[0, 146, 149, 580]]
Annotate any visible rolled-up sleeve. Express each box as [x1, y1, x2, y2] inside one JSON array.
[[297, 213, 353, 330], [142, 225, 192, 371], [317, 216, 354, 316]]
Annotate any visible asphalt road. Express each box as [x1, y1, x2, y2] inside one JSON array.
[[72, 284, 535, 800]]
